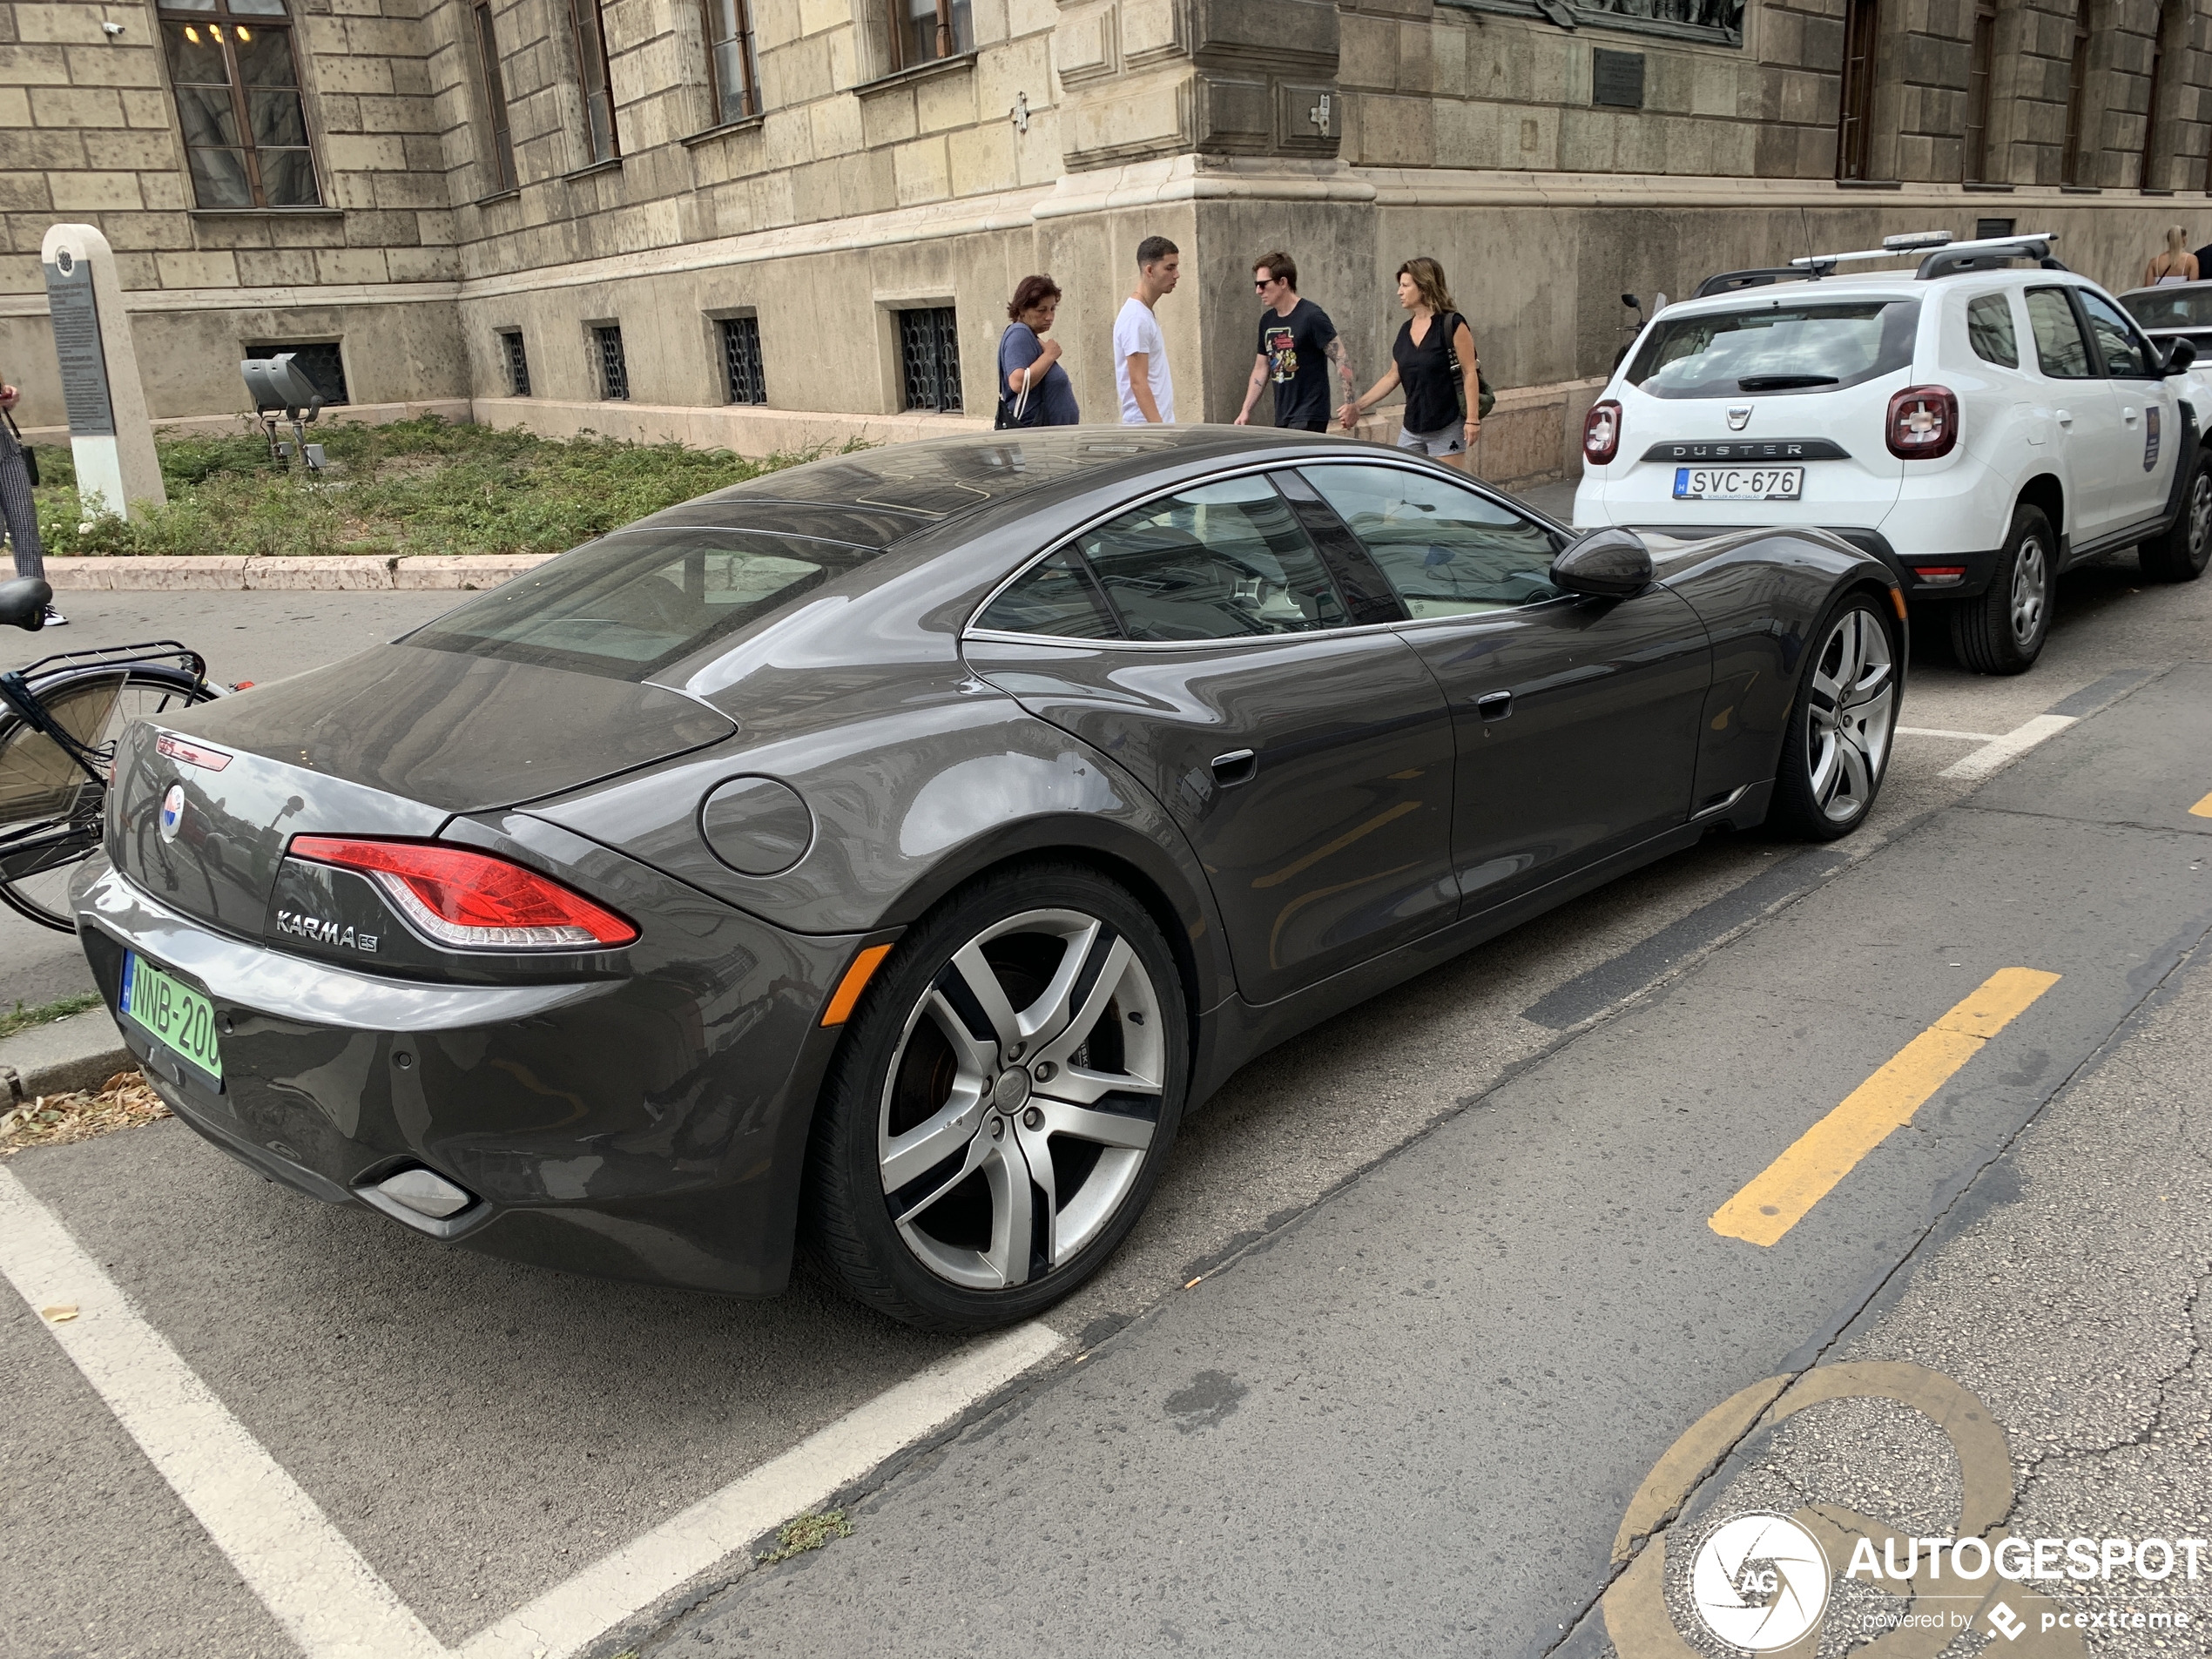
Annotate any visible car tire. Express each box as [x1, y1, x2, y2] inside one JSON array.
[[806, 861, 1189, 1332], [1951, 502, 2054, 675], [1770, 591, 1898, 842], [2139, 452, 2212, 584]]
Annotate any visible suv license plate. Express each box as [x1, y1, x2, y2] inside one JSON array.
[[119, 950, 224, 1082], [1674, 466, 1804, 502]]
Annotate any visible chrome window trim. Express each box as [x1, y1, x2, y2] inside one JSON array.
[[960, 453, 1563, 650]]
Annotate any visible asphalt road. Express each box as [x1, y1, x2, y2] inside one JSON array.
[[4, 500, 2211, 1659]]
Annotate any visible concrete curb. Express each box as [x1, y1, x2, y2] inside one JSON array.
[[44, 552, 556, 592], [0, 1009, 133, 1103]]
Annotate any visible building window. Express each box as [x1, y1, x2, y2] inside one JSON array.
[[1962, 0, 1995, 183], [245, 341, 347, 405], [594, 325, 629, 400], [158, 0, 320, 209], [1571, 0, 1743, 36], [887, 0, 972, 72], [474, 2, 518, 193], [2141, 0, 2172, 189], [720, 317, 765, 404], [500, 331, 530, 396], [2060, 11, 2094, 185], [570, 0, 619, 162], [703, 0, 760, 125], [896, 307, 961, 412], [1836, 0, 1880, 180]]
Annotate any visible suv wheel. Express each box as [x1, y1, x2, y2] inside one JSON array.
[[806, 862, 1188, 1332], [1952, 503, 2054, 675], [2139, 452, 2212, 583]]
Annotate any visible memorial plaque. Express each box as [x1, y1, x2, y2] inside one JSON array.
[[44, 251, 116, 439], [1593, 49, 1646, 110]]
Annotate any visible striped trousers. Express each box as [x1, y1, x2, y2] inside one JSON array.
[[0, 426, 41, 580]]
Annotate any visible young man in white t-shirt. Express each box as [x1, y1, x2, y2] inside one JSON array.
[[1113, 237, 1180, 424]]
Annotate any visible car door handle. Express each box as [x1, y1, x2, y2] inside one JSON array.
[[1474, 691, 1513, 721], [2055, 408, 2074, 426], [1210, 749, 1257, 787], [2123, 406, 2141, 423]]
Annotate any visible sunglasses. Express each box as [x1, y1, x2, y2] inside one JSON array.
[[1254, 276, 1278, 290]]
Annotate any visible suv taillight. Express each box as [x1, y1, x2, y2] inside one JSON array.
[[1584, 399, 1622, 465], [1887, 385, 1959, 459], [288, 836, 638, 950]]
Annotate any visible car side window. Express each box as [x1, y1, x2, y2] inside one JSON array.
[[1074, 475, 1350, 643], [2026, 288, 2095, 380], [1297, 463, 1563, 618], [974, 550, 1122, 639], [1966, 293, 2019, 368], [2077, 291, 2155, 377]]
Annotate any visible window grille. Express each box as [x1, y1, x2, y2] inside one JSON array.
[[244, 341, 347, 405], [594, 325, 629, 400], [703, 0, 760, 125], [158, 0, 320, 209], [500, 331, 530, 397], [475, 2, 518, 192], [570, 0, 619, 162], [720, 317, 765, 405], [897, 307, 961, 413]]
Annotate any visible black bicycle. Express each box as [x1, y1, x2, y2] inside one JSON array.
[[0, 577, 221, 932]]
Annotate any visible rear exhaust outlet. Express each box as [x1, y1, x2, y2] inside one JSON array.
[[374, 1167, 474, 1220]]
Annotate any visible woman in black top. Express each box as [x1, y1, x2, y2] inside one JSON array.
[[1338, 257, 1481, 465]]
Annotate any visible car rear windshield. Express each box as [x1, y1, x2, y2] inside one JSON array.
[[1626, 299, 1920, 398], [2121, 287, 2212, 332], [405, 527, 882, 680]]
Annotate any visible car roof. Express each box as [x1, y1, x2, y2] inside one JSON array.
[[1663, 265, 2087, 322], [636, 427, 1398, 548], [2117, 280, 2212, 299]]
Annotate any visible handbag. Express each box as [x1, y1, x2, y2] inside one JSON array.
[[3, 412, 34, 487], [994, 327, 1046, 430], [1443, 314, 1497, 422]]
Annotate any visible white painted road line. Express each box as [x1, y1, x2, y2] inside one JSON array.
[[2, 1163, 1069, 1659], [1938, 712, 2079, 782], [1895, 725, 2004, 742], [0, 1168, 446, 1659], [456, 1318, 1067, 1659]]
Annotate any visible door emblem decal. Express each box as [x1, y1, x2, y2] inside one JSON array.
[[1727, 405, 1753, 431], [2146, 405, 2161, 471]]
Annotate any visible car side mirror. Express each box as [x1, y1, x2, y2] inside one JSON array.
[[2164, 336, 2198, 375], [0, 576, 50, 631], [1550, 528, 1653, 599]]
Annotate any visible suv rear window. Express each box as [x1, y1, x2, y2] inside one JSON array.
[[1625, 300, 1920, 399]]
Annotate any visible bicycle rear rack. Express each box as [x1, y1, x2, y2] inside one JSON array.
[[11, 639, 208, 684]]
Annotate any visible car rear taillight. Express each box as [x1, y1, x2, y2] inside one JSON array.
[[288, 836, 638, 950], [1583, 399, 1622, 466], [1887, 385, 1959, 459]]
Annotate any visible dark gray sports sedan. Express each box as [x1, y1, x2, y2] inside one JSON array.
[[76, 428, 1902, 1331]]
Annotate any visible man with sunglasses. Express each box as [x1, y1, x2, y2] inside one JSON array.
[[1233, 252, 1351, 433]]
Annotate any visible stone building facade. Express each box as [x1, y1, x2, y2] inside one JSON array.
[[4, 0, 2212, 488]]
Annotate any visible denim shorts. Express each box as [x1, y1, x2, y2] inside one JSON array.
[[1396, 424, 1466, 457]]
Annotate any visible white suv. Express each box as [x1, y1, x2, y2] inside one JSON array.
[[1573, 233, 2212, 674]]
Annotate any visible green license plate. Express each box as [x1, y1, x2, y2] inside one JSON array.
[[119, 951, 224, 1082]]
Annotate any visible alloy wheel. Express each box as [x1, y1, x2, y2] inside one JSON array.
[[2009, 534, 2049, 647], [2189, 471, 2212, 570], [879, 908, 1166, 1290], [1804, 606, 1894, 825]]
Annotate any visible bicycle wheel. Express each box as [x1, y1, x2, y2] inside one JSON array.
[[0, 664, 214, 933]]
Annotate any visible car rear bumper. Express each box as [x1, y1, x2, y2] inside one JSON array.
[[72, 858, 866, 1297]]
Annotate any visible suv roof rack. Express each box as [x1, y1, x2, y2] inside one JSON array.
[[1692, 231, 2067, 304]]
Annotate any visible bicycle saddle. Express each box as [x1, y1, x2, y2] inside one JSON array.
[[0, 577, 50, 631]]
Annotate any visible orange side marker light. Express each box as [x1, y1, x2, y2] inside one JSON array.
[[1887, 586, 1907, 622], [820, 943, 894, 1027]]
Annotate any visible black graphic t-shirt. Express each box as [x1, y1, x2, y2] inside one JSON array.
[[1256, 298, 1339, 429]]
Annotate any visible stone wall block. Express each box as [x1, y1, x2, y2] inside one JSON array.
[[29, 83, 123, 125], [314, 246, 391, 281], [155, 248, 239, 287], [235, 247, 323, 285], [892, 133, 952, 204], [861, 84, 920, 146], [47, 170, 143, 210], [916, 67, 981, 132], [58, 43, 162, 86], [948, 117, 1018, 195], [1338, 12, 1396, 90], [0, 172, 51, 212]]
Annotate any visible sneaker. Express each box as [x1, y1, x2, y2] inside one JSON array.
[[39, 604, 65, 626]]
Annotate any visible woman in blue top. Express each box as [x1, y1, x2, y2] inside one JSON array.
[[999, 274, 1079, 426]]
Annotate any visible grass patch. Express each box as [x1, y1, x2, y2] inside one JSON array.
[[756, 1509, 853, 1565], [1, 1069, 169, 1156], [0, 991, 104, 1043], [32, 417, 828, 561]]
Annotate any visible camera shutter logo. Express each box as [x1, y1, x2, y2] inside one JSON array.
[[1690, 1513, 1830, 1650], [158, 783, 185, 841]]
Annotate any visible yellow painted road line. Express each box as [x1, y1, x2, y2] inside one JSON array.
[[2190, 790, 2212, 819], [1710, 967, 2060, 1247]]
